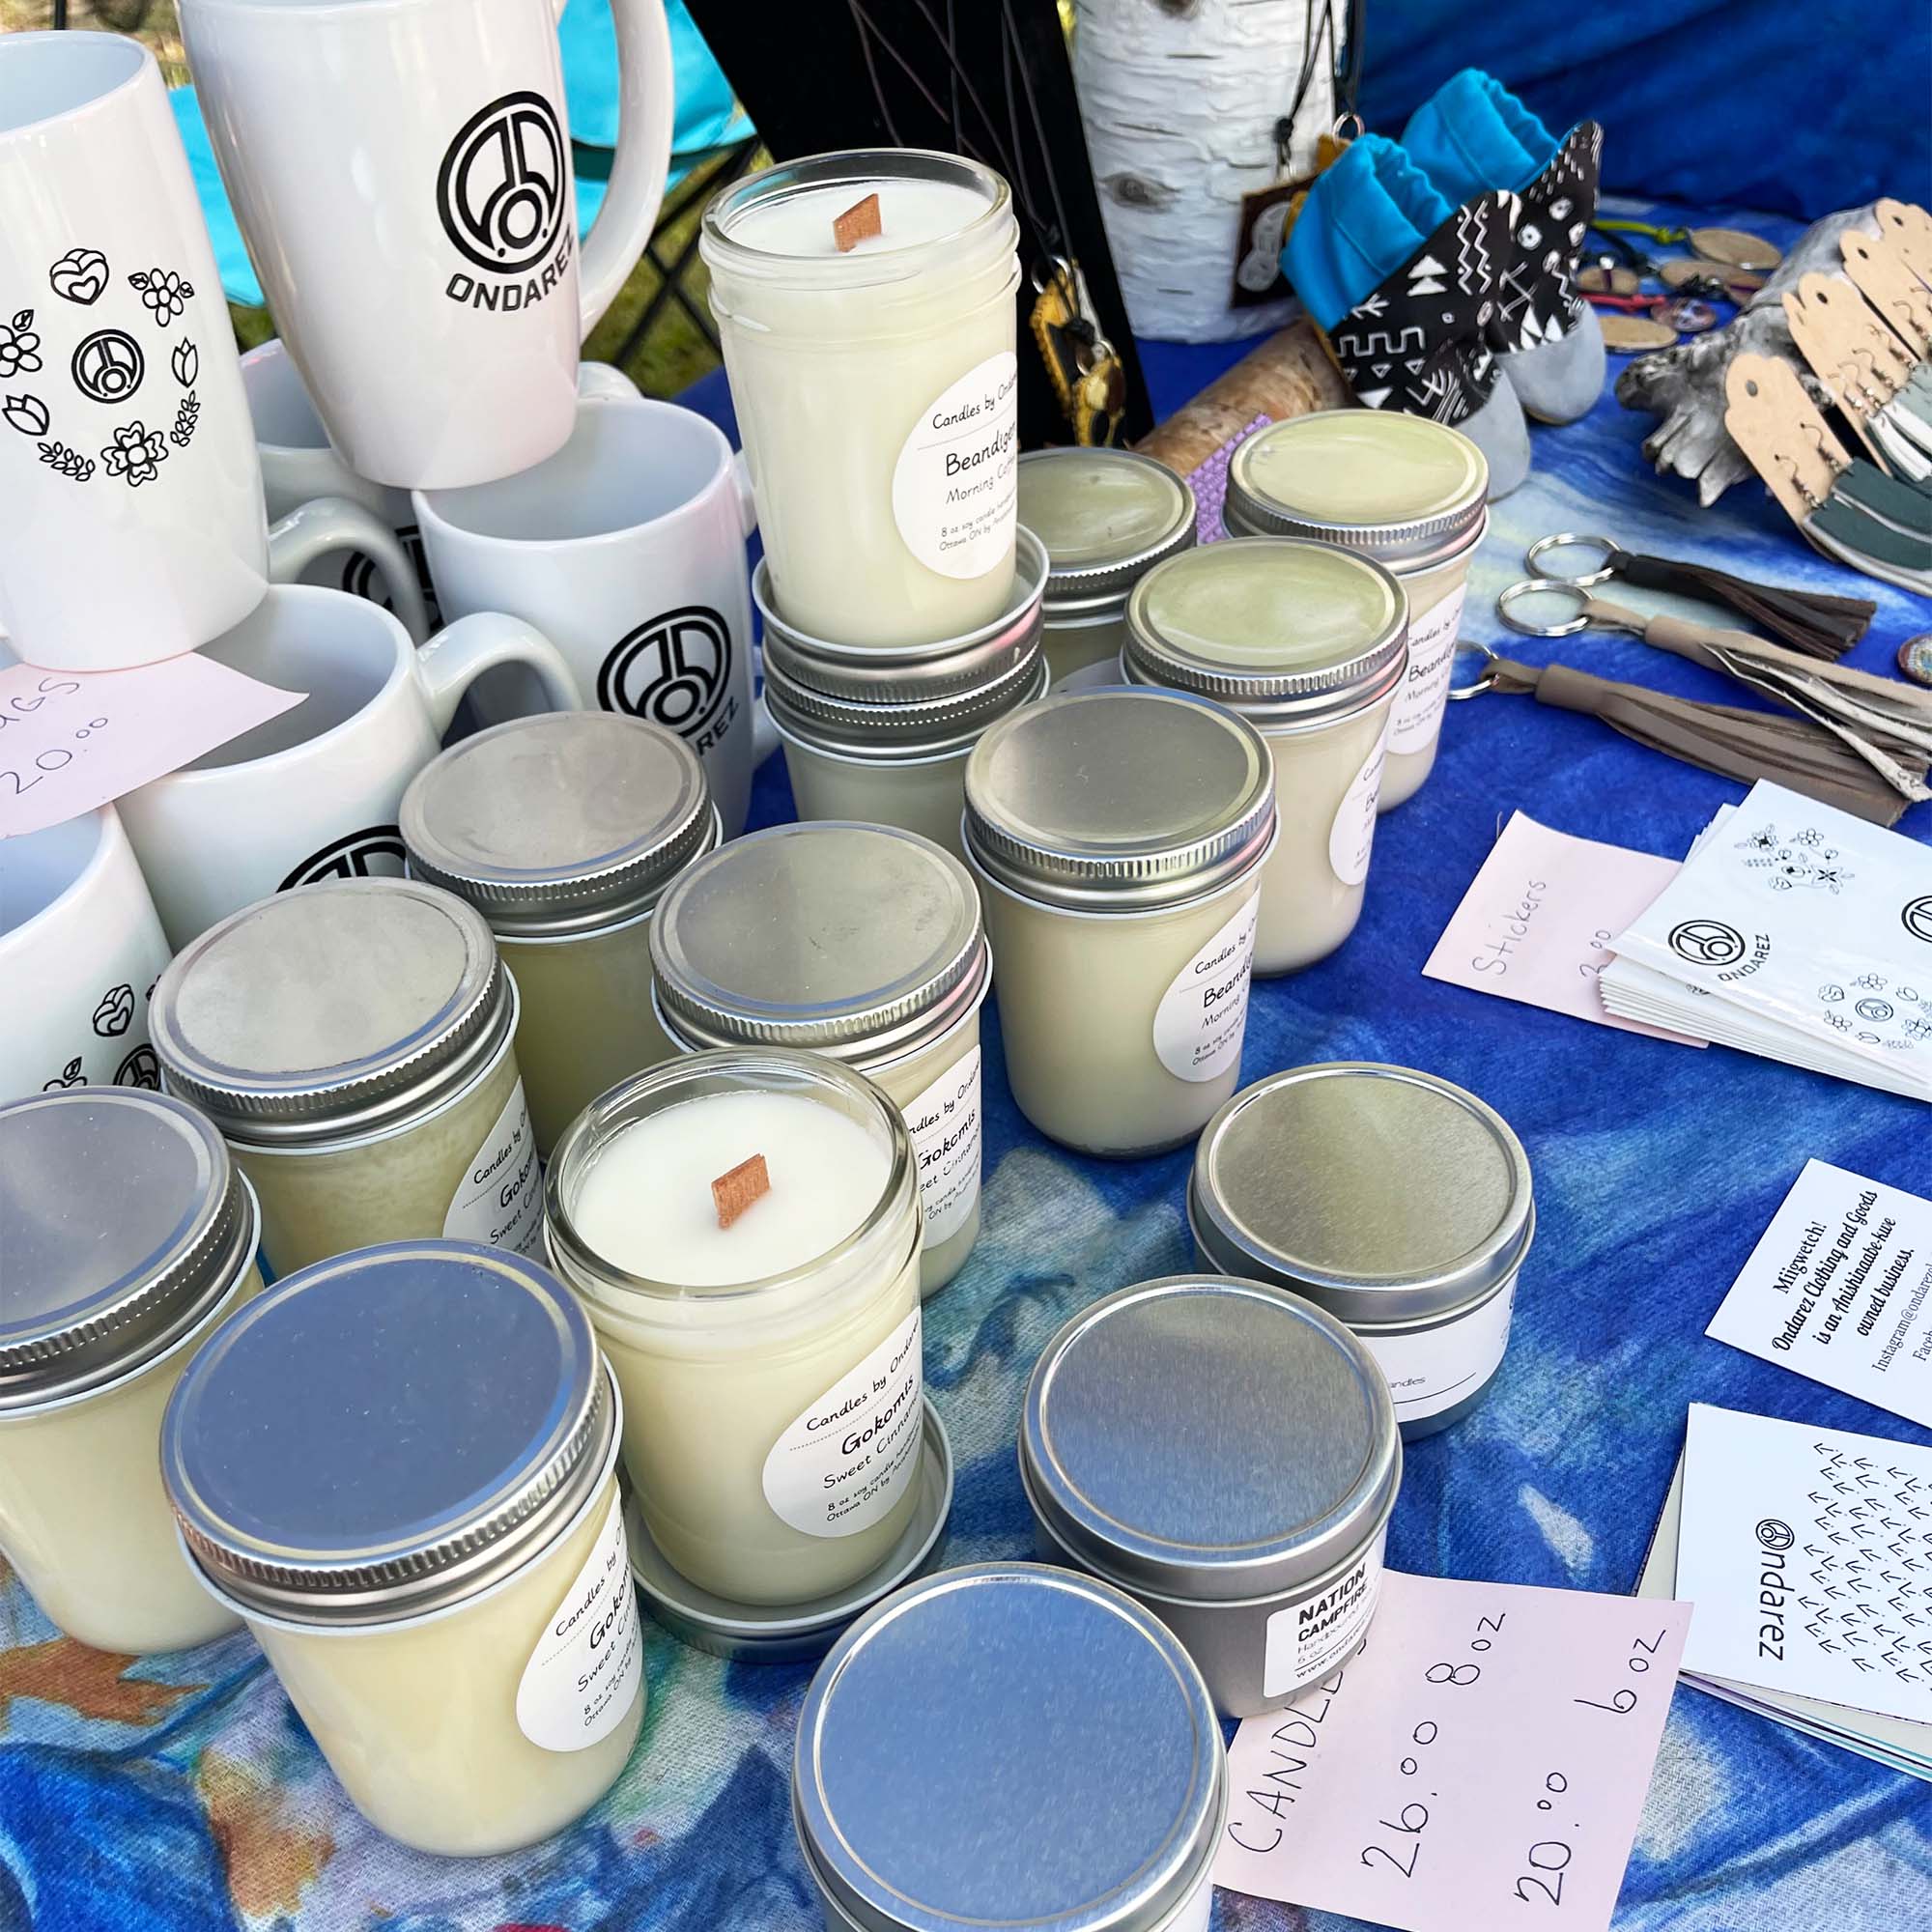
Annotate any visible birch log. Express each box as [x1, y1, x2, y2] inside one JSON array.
[[1073, 0, 1333, 343]]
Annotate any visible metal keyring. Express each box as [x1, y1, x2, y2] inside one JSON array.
[[1523, 533, 1625, 585], [1447, 639, 1500, 699], [1497, 578, 1593, 638]]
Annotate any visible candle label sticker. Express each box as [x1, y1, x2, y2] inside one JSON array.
[[443, 1077, 543, 1256], [892, 351, 1019, 582], [1388, 584, 1467, 755], [516, 1492, 645, 1753], [763, 1306, 923, 1539], [1153, 893, 1260, 1083], [1264, 1529, 1387, 1696], [1364, 1283, 1518, 1424], [1329, 719, 1390, 888], [903, 1044, 983, 1248]]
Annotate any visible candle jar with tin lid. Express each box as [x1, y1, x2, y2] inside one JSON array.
[[546, 1050, 924, 1607], [161, 1241, 643, 1856], [1124, 538, 1407, 976], [755, 528, 1048, 862], [401, 713, 720, 1158], [1224, 411, 1488, 810], [1016, 447, 1197, 688], [0, 1089, 260, 1653], [703, 150, 1020, 648], [151, 879, 540, 1275], [651, 823, 990, 1297], [794, 1564, 1228, 1932], [962, 688, 1276, 1155], [1190, 1063, 1534, 1438], [1021, 1274, 1402, 1718]]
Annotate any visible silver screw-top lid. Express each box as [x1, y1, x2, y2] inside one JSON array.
[[794, 1563, 1226, 1932], [400, 713, 716, 938], [1017, 448, 1197, 608], [162, 1240, 617, 1624], [1021, 1276, 1401, 1603], [651, 823, 987, 1064], [152, 879, 512, 1147], [1190, 1064, 1535, 1327], [1124, 537, 1408, 725], [963, 687, 1276, 911], [1224, 410, 1488, 568], [0, 1089, 257, 1408]]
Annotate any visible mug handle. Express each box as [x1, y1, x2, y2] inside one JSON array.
[[414, 611, 582, 734], [268, 497, 431, 645]]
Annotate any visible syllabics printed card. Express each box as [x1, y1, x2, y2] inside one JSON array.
[[1213, 1570, 1691, 1932]]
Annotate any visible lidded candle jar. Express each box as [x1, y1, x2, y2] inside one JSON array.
[[793, 1564, 1228, 1932], [546, 1050, 925, 1608], [962, 688, 1276, 1155], [703, 150, 1021, 648], [1190, 1064, 1534, 1439], [1016, 447, 1197, 687], [151, 878, 540, 1275], [754, 528, 1049, 861], [1020, 1275, 1402, 1718], [1224, 411, 1488, 810], [0, 1089, 260, 1653], [161, 1241, 643, 1856], [650, 823, 990, 1298], [400, 712, 719, 1158], [1124, 538, 1407, 977]]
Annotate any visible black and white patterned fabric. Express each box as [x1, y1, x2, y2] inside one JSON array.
[[1495, 120, 1604, 350]]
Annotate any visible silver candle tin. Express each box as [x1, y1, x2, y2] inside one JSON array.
[[1020, 1274, 1401, 1719], [793, 1562, 1227, 1932], [1189, 1064, 1534, 1439]]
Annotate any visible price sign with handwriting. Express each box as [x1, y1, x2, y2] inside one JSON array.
[[1213, 1570, 1692, 1932]]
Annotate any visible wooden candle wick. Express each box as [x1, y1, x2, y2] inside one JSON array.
[[834, 193, 882, 252], [712, 1153, 771, 1228]]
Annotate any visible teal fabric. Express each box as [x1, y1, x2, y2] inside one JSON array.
[[1401, 67, 1558, 202]]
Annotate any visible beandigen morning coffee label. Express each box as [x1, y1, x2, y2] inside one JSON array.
[[1263, 1529, 1388, 1696], [1153, 894, 1260, 1083], [1329, 722, 1390, 888], [443, 1076, 544, 1255], [902, 1045, 983, 1247], [515, 1492, 644, 1751], [893, 352, 1019, 580], [1387, 583, 1467, 755]]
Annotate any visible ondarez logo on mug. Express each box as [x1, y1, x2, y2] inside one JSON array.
[[279, 825, 410, 891], [598, 606, 739, 755], [437, 91, 573, 314]]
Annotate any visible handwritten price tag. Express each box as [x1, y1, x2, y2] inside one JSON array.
[[0, 656, 302, 838], [1214, 1570, 1692, 1932]]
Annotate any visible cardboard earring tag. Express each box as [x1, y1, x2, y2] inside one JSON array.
[[1874, 199, 1932, 287], [1839, 231, 1932, 356], [1724, 353, 1851, 537], [1783, 273, 1914, 469]]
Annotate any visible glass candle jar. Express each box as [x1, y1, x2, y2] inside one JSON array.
[[0, 1089, 260, 1653], [1224, 411, 1488, 810], [161, 1241, 643, 1856], [400, 713, 719, 1159], [962, 688, 1276, 1155], [1021, 1275, 1402, 1718], [546, 1050, 924, 1607], [794, 1564, 1228, 1932], [151, 878, 541, 1275], [1190, 1064, 1534, 1439], [755, 528, 1048, 862], [1124, 538, 1407, 977], [650, 823, 991, 1299], [1016, 447, 1197, 687], [703, 150, 1021, 648]]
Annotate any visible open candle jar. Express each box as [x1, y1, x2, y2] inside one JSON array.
[[0, 1089, 260, 1654], [650, 823, 990, 1297], [401, 712, 720, 1158], [962, 688, 1276, 1155], [161, 1241, 643, 1857], [1190, 1063, 1534, 1438], [545, 1050, 928, 1609], [703, 150, 1020, 648], [152, 879, 540, 1275], [1223, 411, 1487, 810], [1020, 1275, 1402, 1719], [1124, 538, 1407, 976]]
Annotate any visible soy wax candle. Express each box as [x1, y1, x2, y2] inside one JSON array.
[[962, 688, 1276, 1155], [546, 1051, 924, 1607], [702, 151, 1020, 647], [1224, 411, 1487, 809], [1124, 539, 1407, 976], [161, 1241, 642, 1856], [0, 1089, 259, 1654]]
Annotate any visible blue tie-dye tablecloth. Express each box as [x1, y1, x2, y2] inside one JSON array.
[[3, 202, 1929, 1930]]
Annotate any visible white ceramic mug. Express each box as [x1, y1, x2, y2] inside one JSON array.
[[0, 806, 174, 1105], [118, 586, 582, 949], [181, 0, 675, 489], [415, 397, 761, 838]]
